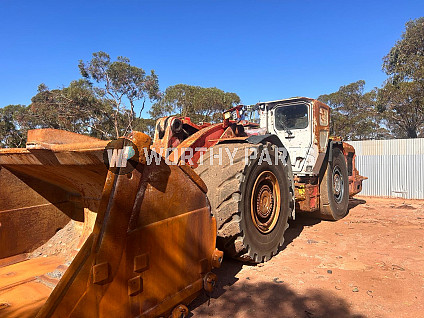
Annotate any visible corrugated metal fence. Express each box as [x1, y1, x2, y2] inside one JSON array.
[[349, 138, 424, 199]]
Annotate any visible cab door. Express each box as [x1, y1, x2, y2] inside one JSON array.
[[271, 102, 312, 173]]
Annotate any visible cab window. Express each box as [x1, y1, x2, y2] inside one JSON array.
[[275, 104, 308, 130]]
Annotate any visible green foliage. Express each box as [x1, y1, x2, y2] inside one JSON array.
[[318, 81, 388, 140], [377, 81, 424, 138], [383, 17, 424, 83], [321, 17, 424, 140], [378, 17, 424, 138], [28, 80, 116, 139], [1, 53, 242, 145], [0, 104, 29, 147], [150, 84, 240, 123], [5, 18, 423, 145], [133, 118, 156, 138], [79, 52, 161, 137]]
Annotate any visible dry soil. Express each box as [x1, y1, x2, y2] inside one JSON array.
[[190, 197, 424, 318]]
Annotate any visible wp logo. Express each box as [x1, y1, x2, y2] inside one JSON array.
[[103, 139, 139, 175]]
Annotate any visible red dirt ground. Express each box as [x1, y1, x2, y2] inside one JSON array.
[[190, 197, 424, 318]]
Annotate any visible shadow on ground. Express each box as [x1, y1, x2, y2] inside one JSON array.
[[189, 198, 368, 317], [190, 258, 364, 317], [283, 197, 367, 250], [348, 197, 367, 210], [282, 215, 321, 250]]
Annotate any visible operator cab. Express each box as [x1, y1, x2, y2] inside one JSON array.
[[258, 97, 330, 175]]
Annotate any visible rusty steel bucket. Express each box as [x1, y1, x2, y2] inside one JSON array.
[[0, 129, 222, 317]]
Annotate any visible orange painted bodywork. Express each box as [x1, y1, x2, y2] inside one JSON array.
[[0, 129, 221, 317], [342, 141, 367, 197], [150, 99, 365, 215]]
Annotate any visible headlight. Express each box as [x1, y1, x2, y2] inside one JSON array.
[[223, 111, 231, 119]]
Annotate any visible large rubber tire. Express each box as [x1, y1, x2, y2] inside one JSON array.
[[319, 147, 349, 220], [194, 142, 294, 263]]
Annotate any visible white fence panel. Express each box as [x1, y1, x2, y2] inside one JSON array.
[[349, 138, 424, 199]]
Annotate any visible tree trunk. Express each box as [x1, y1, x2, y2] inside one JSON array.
[[406, 127, 418, 138]]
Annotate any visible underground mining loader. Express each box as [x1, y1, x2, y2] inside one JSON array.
[[152, 97, 366, 263], [0, 96, 365, 316], [0, 129, 223, 318]]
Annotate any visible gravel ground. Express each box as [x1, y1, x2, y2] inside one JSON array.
[[28, 220, 82, 262], [190, 197, 424, 318]]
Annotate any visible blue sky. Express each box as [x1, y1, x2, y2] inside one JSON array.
[[1, 1, 423, 116]]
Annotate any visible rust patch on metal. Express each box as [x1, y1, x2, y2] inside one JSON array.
[[0, 302, 10, 310]]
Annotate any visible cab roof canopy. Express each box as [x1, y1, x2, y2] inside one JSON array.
[[257, 97, 315, 110]]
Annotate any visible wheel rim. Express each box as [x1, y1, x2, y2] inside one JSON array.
[[250, 171, 281, 234], [332, 166, 344, 203]]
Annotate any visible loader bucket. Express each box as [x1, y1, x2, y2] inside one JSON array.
[[0, 129, 221, 317]]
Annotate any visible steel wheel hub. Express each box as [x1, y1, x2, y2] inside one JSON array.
[[256, 185, 274, 218], [251, 171, 281, 234], [333, 166, 344, 203]]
